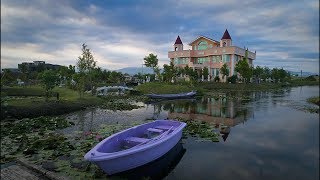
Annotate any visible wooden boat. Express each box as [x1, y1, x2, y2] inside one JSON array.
[[84, 120, 186, 175], [146, 91, 196, 99]]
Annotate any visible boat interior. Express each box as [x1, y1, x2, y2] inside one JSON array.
[[96, 121, 182, 153]]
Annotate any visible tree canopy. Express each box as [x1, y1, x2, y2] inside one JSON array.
[[220, 63, 229, 82], [144, 53, 160, 79], [75, 43, 97, 97], [39, 70, 59, 101]]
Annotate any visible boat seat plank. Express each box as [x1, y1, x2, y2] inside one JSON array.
[[147, 128, 163, 133], [155, 125, 175, 130], [125, 137, 149, 144]]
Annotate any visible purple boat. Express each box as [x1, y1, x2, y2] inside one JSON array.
[[146, 91, 196, 99], [84, 120, 186, 175]]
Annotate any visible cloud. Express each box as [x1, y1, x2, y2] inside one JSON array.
[[1, 0, 319, 73]]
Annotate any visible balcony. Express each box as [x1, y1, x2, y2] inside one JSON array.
[[168, 46, 256, 59]]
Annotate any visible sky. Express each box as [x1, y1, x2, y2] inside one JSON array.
[[1, 0, 319, 73]]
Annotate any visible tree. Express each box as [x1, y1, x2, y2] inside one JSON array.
[[235, 49, 252, 83], [203, 67, 209, 81], [58, 65, 76, 88], [76, 44, 97, 97], [144, 53, 159, 80], [189, 69, 199, 83], [271, 68, 289, 83], [1, 69, 15, 86], [220, 63, 229, 83], [253, 66, 264, 83], [162, 61, 177, 83], [261, 67, 271, 81], [39, 70, 59, 101]]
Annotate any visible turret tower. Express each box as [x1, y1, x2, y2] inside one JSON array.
[[174, 36, 183, 51], [220, 29, 232, 47]]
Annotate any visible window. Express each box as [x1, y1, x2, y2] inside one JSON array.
[[223, 42, 226, 47], [212, 56, 221, 63], [222, 55, 230, 63], [213, 68, 219, 76], [196, 57, 208, 64], [234, 55, 238, 62], [198, 41, 208, 50], [175, 47, 177, 51], [174, 58, 188, 64]]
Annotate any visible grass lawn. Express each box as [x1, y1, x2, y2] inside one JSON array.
[[135, 79, 319, 95], [1, 86, 103, 119], [135, 82, 195, 94]]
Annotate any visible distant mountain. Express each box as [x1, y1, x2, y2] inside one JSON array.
[[288, 71, 319, 77], [116, 67, 154, 75]]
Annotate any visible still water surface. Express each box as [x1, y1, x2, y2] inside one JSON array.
[[65, 86, 319, 180]]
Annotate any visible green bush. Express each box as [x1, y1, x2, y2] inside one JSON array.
[[305, 76, 316, 81], [214, 76, 220, 82], [227, 75, 238, 84]]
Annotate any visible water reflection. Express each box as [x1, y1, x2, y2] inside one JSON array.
[[111, 142, 186, 180], [150, 96, 254, 141]]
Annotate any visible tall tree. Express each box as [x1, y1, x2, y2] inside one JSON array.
[[39, 70, 59, 101], [235, 49, 252, 83], [271, 68, 289, 83], [261, 67, 271, 81], [144, 53, 159, 80], [76, 44, 97, 97], [220, 63, 229, 83], [162, 61, 177, 83], [203, 67, 209, 81], [253, 66, 264, 83]]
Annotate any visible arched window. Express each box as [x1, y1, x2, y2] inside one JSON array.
[[198, 41, 208, 50], [175, 47, 177, 51], [223, 42, 226, 47]]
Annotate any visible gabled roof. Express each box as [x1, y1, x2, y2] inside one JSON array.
[[188, 35, 220, 45], [221, 29, 232, 40], [174, 36, 183, 44]]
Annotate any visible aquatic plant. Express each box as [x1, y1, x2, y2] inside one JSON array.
[[176, 118, 220, 142], [307, 96, 320, 106]]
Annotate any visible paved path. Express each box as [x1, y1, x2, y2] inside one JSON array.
[[1, 160, 68, 180]]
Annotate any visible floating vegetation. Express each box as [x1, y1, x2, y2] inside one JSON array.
[[307, 96, 320, 106], [176, 118, 220, 142], [1, 116, 74, 137], [1, 117, 75, 164], [99, 95, 145, 111], [0, 115, 219, 178], [101, 100, 142, 111]]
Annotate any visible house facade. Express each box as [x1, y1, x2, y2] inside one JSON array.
[[168, 29, 256, 81]]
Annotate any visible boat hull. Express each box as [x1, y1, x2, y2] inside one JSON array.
[[146, 91, 196, 99], [84, 120, 186, 175]]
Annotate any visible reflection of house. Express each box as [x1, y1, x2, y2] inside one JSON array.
[[166, 97, 251, 127], [168, 29, 256, 81]]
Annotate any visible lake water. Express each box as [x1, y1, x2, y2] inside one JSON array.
[[65, 86, 319, 180]]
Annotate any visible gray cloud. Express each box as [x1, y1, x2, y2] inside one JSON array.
[[1, 0, 319, 73]]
